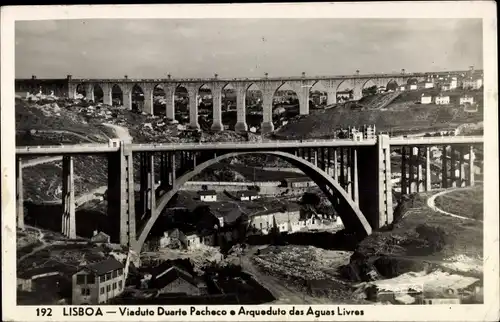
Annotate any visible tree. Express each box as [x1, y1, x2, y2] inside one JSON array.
[[301, 192, 321, 206]]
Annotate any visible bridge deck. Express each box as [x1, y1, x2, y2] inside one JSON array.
[[14, 136, 484, 156]]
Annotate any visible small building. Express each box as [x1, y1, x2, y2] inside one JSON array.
[[185, 233, 201, 250], [237, 190, 260, 201], [424, 82, 434, 89], [72, 257, 125, 305], [409, 84, 417, 91], [421, 93, 432, 105], [441, 83, 452, 91], [459, 95, 474, 105], [281, 177, 316, 188], [150, 264, 206, 296], [198, 190, 217, 202], [18, 267, 65, 292], [399, 85, 406, 91], [462, 77, 483, 90], [159, 229, 186, 249], [435, 94, 450, 105], [273, 107, 286, 116], [91, 231, 110, 244]]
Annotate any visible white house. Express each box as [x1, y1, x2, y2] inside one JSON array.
[[249, 126, 257, 133], [459, 95, 474, 105], [185, 233, 201, 250], [237, 190, 260, 201], [441, 83, 452, 91], [424, 82, 434, 89], [198, 190, 217, 202], [450, 77, 458, 90], [462, 77, 483, 90], [409, 84, 417, 91], [399, 85, 406, 91], [435, 95, 450, 105], [421, 94, 432, 105]]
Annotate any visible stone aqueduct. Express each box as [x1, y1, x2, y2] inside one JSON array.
[[15, 71, 456, 133]]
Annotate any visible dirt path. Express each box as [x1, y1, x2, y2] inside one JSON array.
[[102, 123, 132, 142], [18, 227, 48, 263], [238, 247, 330, 304], [427, 188, 479, 221]]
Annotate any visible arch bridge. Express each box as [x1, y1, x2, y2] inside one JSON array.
[[15, 135, 483, 253]]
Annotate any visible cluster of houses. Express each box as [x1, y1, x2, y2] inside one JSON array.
[[420, 93, 476, 107], [400, 74, 483, 93], [197, 189, 260, 203]]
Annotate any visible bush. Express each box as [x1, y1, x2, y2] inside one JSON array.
[[415, 224, 447, 253]]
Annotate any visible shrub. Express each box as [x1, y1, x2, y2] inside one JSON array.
[[415, 224, 447, 253]]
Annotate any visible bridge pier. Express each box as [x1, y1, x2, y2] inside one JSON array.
[[16, 157, 25, 230], [425, 146, 432, 191], [409, 147, 415, 193], [102, 84, 112, 106], [417, 148, 423, 192], [235, 87, 248, 133], [326, 89, 337, 106], [352, 148, 359, 205], [188, 89, 200, 129], [123, 90, 132, 110], [441, 146, 448, 188], [459, 148, 466, 187], [211, 86, 224, 131], [401, 147, 407, 194], [165, 87, 175, 121], [469, 145, 475, 186], [107, 142, 136, 248], [261, 91, 274, 134], [62, 156, 76, 239], [143, 89, 154, 115], [85, 84, 94, 102], [450, 147, 457, 187], [298, 84, 310, 115], [148, 154, 155, 212]]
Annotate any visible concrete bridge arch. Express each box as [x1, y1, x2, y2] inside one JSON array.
[[134, 150, 372, 252]]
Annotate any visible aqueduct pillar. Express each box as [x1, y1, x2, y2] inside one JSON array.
[[101, 83, 113, 106], [261, 88, 274, 134], [165, 86, 175, 121], [234, 85, 248, 133], [211, 85, 224, 131], [188, 86, 200, 129]]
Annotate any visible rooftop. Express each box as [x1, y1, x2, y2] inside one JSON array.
[[237, 190, 258, 197], [198, 190, 217, 196], [85, 257, 124, 275]]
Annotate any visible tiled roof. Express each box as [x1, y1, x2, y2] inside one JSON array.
[[86, 257, 124, 275], [237, 190, 258, 197], [198, 190, 217, 196], [152, 265, 199, 289]]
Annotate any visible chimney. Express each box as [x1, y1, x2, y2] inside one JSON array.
[[31, 75, 36, 80]]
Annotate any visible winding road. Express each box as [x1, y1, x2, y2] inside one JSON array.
[[427, 187, 480, 222]]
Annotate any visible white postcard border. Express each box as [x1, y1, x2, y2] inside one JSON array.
[[1, 2, 498, 321]]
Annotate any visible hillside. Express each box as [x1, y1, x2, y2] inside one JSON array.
[[274, 89, 483, 140]]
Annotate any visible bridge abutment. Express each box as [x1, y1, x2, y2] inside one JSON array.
[[62, 156, 76, 239]]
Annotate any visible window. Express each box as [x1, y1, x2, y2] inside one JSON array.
[[99, 275, 105, 283], [81, 288, 90, 296], [106, 272, 112, 280], [259, 223, 262, 229], [76, 274, 86, 285], [118, 281, 123, 290], [117, 269, 123, 276], [112, 270, 117, 278], [87, 274, 95, 284], [100, 287, 105, 294], [106, 285, 111, 292], [113, 282, 117, 290]]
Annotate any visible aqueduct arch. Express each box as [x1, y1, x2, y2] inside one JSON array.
[[134, 150, 372, 252]]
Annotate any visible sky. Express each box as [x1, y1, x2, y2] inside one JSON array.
[[15, 19, 483, 79]]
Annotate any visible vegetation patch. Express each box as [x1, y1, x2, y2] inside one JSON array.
[[434, 186, 483, 220]]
